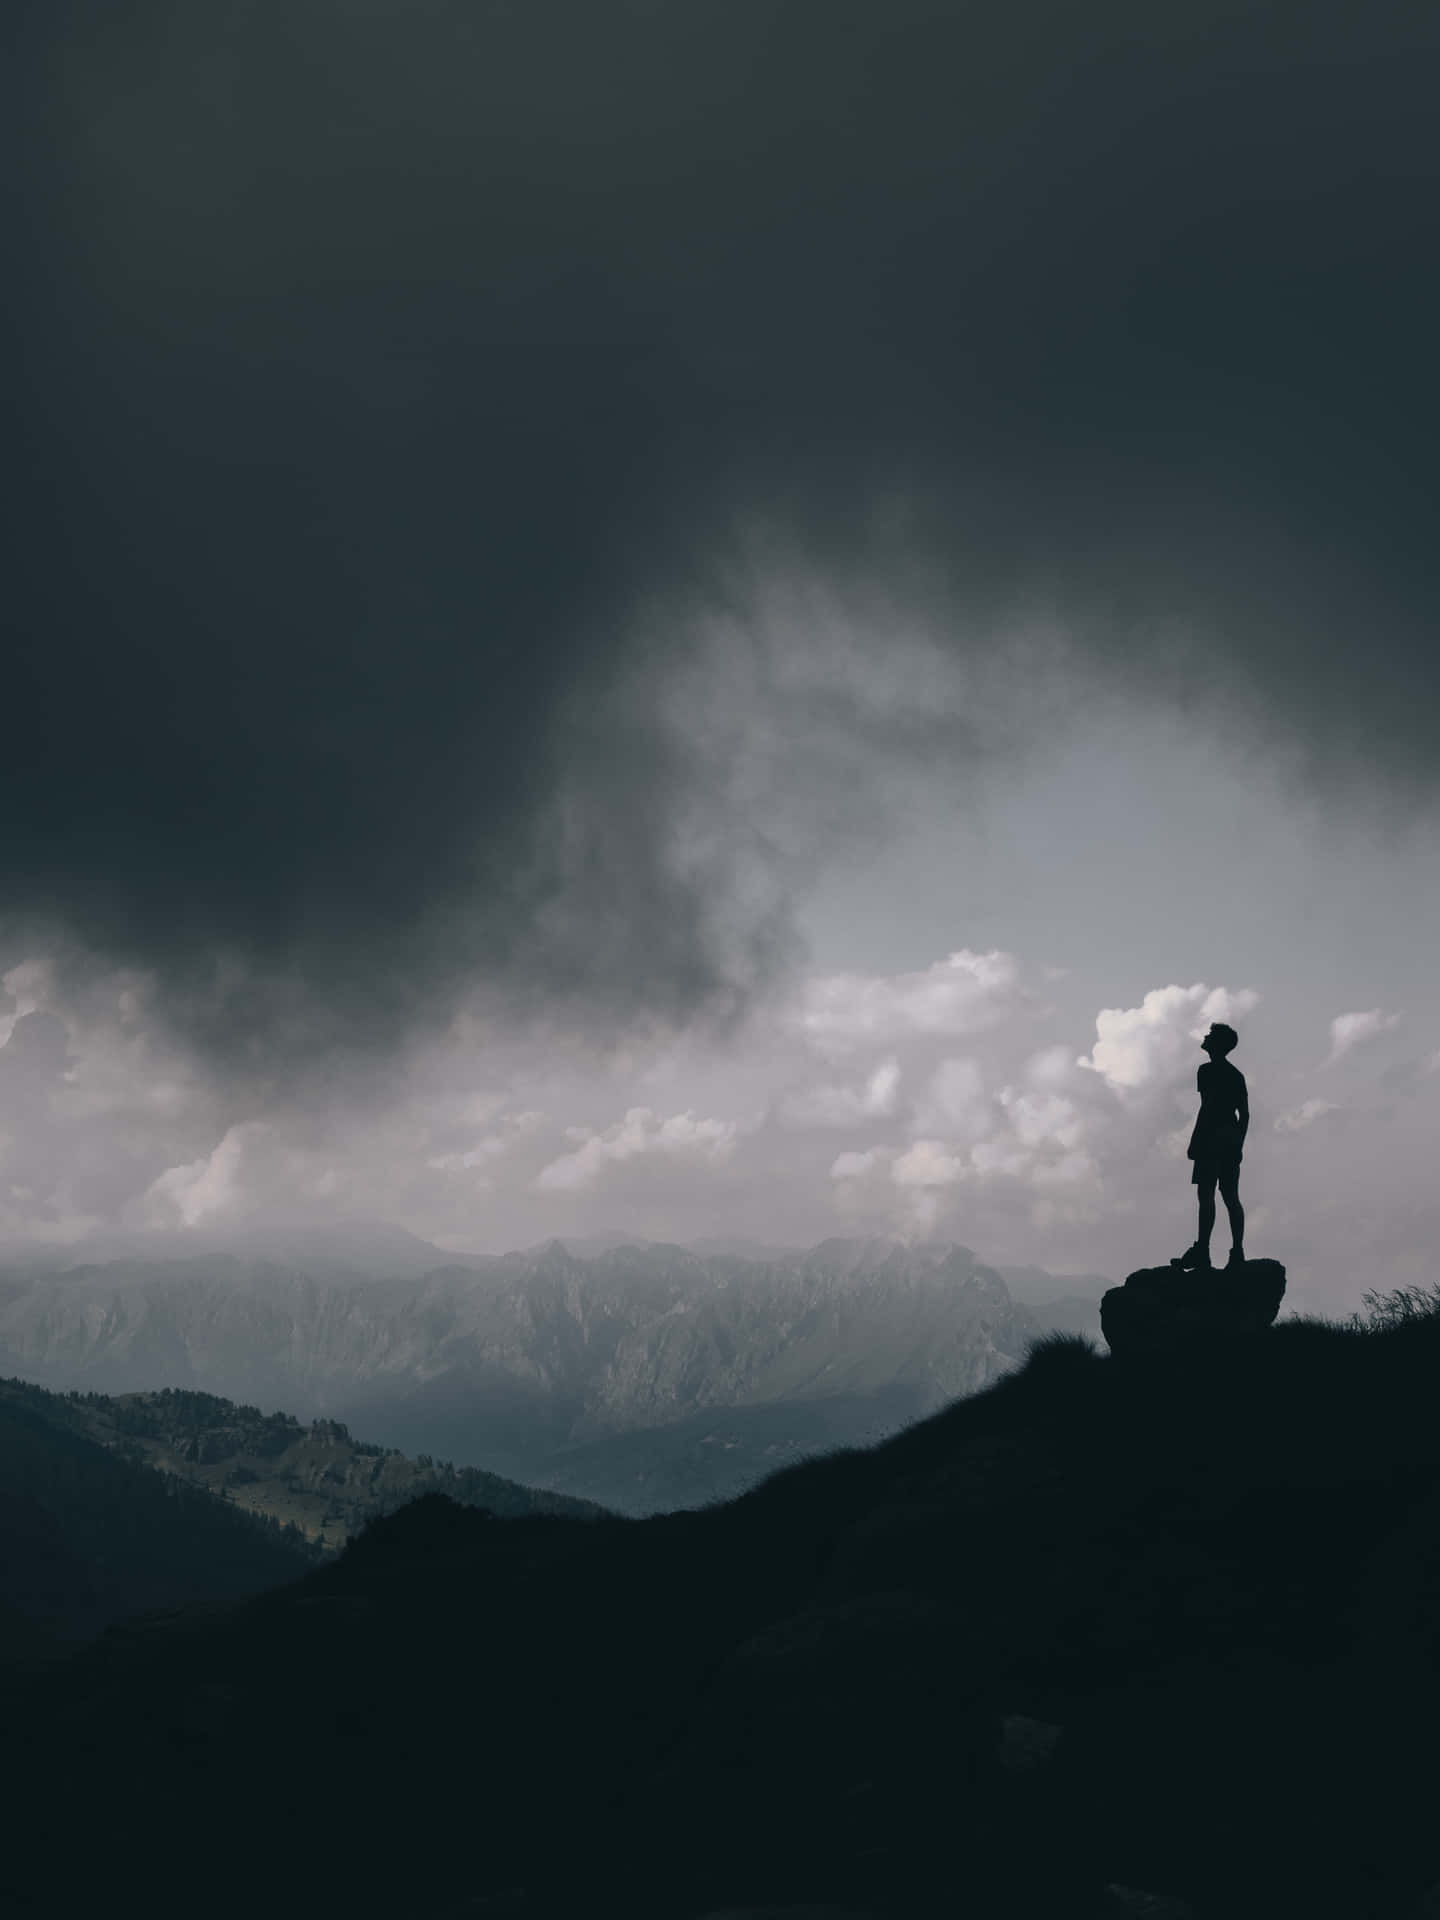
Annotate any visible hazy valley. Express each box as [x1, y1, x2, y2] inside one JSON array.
[[0, 1230, 1107, 1511]]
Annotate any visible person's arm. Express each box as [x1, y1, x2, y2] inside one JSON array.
[[1186, 1065, 1206, 1156], [1235, 1070, 1249, 1145]]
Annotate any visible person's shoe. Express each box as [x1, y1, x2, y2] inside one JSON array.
[[1172, 1243, 1212, 1270], [1226, 1246, 1246, 1270]]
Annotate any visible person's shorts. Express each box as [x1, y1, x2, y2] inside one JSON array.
[[1191, 1154, 1242, 1186]]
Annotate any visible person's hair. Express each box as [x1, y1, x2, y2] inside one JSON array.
[[1206, 1022, 1238, 1054]]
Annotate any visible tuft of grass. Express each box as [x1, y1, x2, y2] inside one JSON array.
[[1022, 1328, 1104, 1366], [1347, 1281, 1440, 1332]]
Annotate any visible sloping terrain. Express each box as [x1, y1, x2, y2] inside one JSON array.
[[0, 1379, 317, 1663], [5, 1289, 1439, 1920], [0, 1377, 601, 1673]]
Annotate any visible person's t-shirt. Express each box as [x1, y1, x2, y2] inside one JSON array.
[[1187, 1058, 1247, 1160]]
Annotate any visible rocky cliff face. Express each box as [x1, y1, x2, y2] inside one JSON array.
[[0, 1236, 1040, 1418]]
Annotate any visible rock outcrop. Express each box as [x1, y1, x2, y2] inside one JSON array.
[[1101, 1258, 1287, 1359]]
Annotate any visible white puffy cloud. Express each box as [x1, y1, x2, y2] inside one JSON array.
[[1077, 984, 1260, 1093], [822, 1037, 1106, 1219], [996, 1086, 1086, 1151], [533, 1106, 738, 1193], [144, 1123, 269, 1227], [823, 977, 1268, 1240], [797, 948, 1025, 1054], [892, 1139, 968, 1188], [1274, 1098, 1340, 1133], [778, 1057, 900, 1128], [0, 955, 226, 1238], [1324, 1009, 1402, 1066]]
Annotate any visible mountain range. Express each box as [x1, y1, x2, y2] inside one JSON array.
[[0, 1229, 1107, 1511]]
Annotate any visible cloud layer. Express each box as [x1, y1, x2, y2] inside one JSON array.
[[1324, 1010, 1403, 1067], [8, 1, 1440, 1066], [7, 937, 1440, 1311]]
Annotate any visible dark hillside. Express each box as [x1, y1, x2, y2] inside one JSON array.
[[0, 1382, 317, 1664], [0, 1379, 600, 1676], [5, 1286, 1440, 1919]]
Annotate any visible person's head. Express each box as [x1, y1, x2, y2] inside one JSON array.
[[1203, 1022, 1238, 1057]]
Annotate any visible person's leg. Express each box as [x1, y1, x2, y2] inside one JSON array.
[[1219, 1165, 1244, 1257], [1196, 1169, 1217, 1259]]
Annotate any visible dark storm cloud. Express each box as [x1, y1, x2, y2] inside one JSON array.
[[8, 0, 1440, 1064]]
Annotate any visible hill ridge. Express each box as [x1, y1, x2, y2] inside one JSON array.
[[5, 1278, 1439, 1917], [5, 1375, 603, 1559]]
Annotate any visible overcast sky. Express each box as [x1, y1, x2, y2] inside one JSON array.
[[7, 1, 1440, 1309]]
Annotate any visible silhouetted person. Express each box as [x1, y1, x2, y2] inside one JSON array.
[[1175, 1022, 1247, 1270]]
